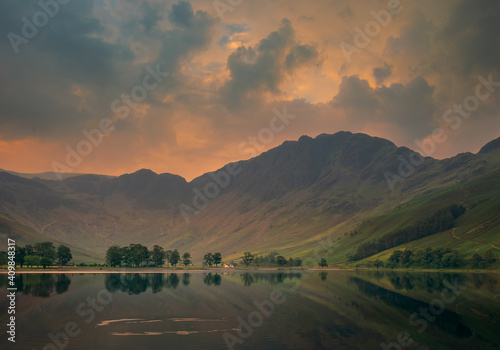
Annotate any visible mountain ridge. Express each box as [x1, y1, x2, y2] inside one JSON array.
[[1, 131, 499, 263]]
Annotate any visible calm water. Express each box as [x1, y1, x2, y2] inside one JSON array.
[[0, 271, 499, 349]]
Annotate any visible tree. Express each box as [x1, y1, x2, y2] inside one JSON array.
[[484, 250, 496, 264], [182, 252, 192, 267], [294, 258, 303, 267], [34, 242, 56, 264], [25, 244, 34, 256], [287, 257, 295, 267], [319, 258, 328, 268], [203, 253, 214, 267], [165, 250, 173, 267], [213, 252, 222, 267], [24, 255, 40, 268], [129, 244, 149, 267], [276, 256, 287, 267], [472, 253, 484, 268], [242, 252, 254, 266], [15, 247, 26, 268], [121, 246, 132, 266], [57, 245, 72, 266], [0, 251, 7, 267], [374, 259, 384, 269], [151, 245, 165, 267], [401, 249, 413, 266], [169, 249, 180, 267], [40, 257, 52, 269], [106, 246, 123, 267]]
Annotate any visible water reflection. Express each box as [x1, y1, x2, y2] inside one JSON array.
[[182, 273, 190, 286], [320, 271, 327, 281], [0, 273, 71, 297], [240, 272, 302, 286], [351, 276, 473, 338], [0, 271, 498, 350], [203, 273, 221, 286], [101, 272, 305, 294], [105, 273, 182, 294]]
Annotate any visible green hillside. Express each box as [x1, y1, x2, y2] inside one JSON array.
[[328, 168, 500, 266], [0, 212, 102, 263]]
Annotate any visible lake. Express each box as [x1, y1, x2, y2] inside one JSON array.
[[0, 271, 499, 349]]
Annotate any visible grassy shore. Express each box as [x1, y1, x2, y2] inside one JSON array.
[[1, 266, 499, 273]]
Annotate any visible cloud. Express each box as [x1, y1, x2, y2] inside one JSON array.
[[218, 22, 250, 46], [285, 44, 319, 70], [0, 0, 499, 179], [373, 62, 392, 85], [219, 18, 319, 109], [0, 1, 216, 141], [438, 0, 500, 75], [0, 0, 134, 140], [332, 76, 379, 111], [332, 75, 436, 140], [385, 11, 434, 60], [157, 1, 215, 74]]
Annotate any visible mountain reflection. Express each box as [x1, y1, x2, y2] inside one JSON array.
[[350, 276, 473, 339], [0, 273, 71, 297]]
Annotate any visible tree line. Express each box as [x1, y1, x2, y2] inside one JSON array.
[[349, 204, 466, 261], [364, 247, 497, 269], [239, 251, 306, 267], [0, 242, 73, 269], [105, 244, 224, 268]]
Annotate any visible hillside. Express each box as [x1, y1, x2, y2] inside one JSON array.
[[0, 131, 499, 263]]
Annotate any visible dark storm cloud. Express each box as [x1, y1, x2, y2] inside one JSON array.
[[439, 0, 500, 75], [169, 1, 196, 28], [0, 0, 216, 140], [285, 44, 319, 70], [385, 11, 434, 59], [332, 76, 380, 110], [37, 8, 134, 86], [0, 0, 134, 139], [219, 18, 319, 109], [157, 1, 215, 81], [332, 75, 436, 140], [373, 62, 392, 86], [140, 1, 163, 33]]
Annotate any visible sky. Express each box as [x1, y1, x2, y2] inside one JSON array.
[[1, 0, 499, 181]]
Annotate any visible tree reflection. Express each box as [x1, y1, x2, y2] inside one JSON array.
[[166, 273, 180, 289], [241, 273, 255, 286], [182, 273, 190, 286], [240, 272, 302, 286], [55, 274, 71, 294], [0, 274, 72, 297], [203, 273, 221, 286], [151, 274, 164, 293]]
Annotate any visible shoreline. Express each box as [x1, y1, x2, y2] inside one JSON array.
[[0, 267, 499, 274], [0, 267, 348, 274]]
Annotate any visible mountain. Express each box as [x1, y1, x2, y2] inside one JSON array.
[[0, 168, 112, 181], [1, 131, 499, 263], [479, 136, 500, 154]]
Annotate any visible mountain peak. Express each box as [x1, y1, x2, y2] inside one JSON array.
[[132, 168, 157, 176], [479, 137, 500, 154]]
